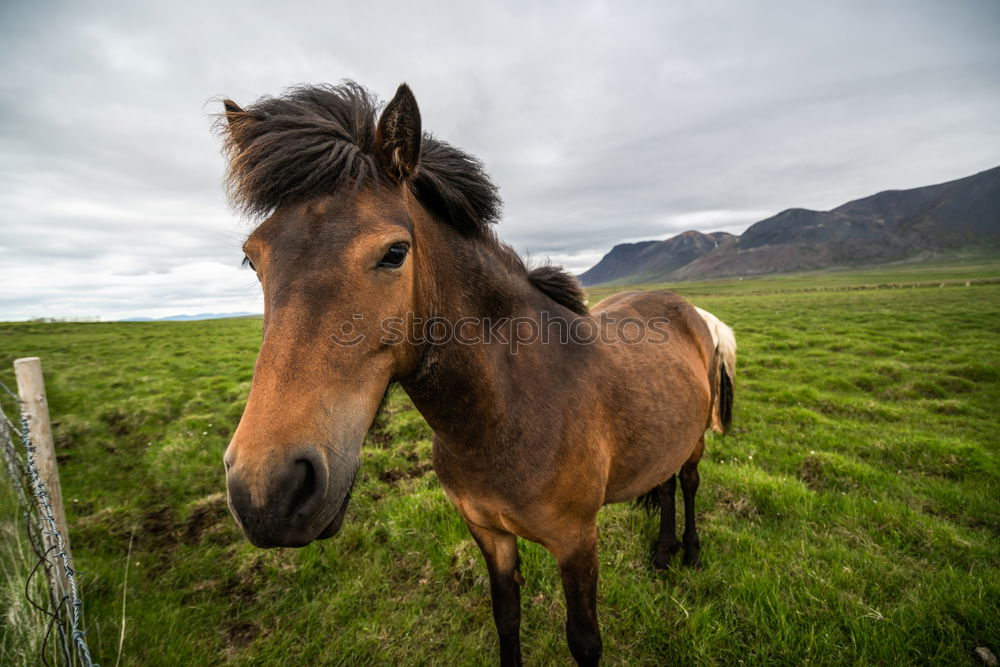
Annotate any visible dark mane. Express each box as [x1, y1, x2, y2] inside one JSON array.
[[491, 243, 589, 315], [217, 80, 587, 315], [526, 265, 589, 315], [217, 81, 501, 235]]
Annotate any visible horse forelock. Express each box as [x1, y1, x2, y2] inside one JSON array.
[[216, 80, 501, 236]]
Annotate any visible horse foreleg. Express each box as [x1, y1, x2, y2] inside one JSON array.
[[653, 474, 680, 569], [466, 522, 523, 666], [548, 525, 602, 666]]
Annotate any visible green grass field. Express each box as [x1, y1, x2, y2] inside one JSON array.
[[1, 260, 998, 665]]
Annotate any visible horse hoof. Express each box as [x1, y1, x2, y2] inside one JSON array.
[[652, 558, 671, 572], [651, 541, 681, 570], [682, 554, 703, 569]]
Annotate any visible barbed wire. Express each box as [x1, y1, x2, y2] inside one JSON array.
[[0, 380, 98, 667], [2, 405, 68, 666]]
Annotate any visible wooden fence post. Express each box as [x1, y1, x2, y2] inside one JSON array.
[[13, 356, 72, 603]]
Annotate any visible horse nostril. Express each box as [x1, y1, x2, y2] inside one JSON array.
[[286, 458, 319, 519]]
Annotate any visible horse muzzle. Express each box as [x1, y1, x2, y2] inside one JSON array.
[[224, 447, 358, 548]]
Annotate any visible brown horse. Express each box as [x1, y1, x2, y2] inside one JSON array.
[[217, 81, 736, 666]]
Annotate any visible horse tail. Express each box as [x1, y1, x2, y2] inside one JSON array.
[[695, 307, 736, 434]]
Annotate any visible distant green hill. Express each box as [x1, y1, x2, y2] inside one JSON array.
[[120, 312, 260, 322]]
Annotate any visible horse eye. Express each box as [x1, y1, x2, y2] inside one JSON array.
[[378, 242, 409, 268], [241, 256, 256, 271]]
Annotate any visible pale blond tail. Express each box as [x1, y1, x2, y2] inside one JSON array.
[[695, 307, 736, 433]]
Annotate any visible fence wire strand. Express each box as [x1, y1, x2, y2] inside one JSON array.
[[0, 379, 98, 667]]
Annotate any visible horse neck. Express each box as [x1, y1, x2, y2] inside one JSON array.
[[400, 215, 586, 447]]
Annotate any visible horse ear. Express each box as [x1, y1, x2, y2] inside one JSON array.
[[375, 83, 422, 180], [223, 99, 245, 125]]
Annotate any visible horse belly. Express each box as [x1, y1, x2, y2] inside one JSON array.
[[600, 344, 712, 503], [433, 434, 609, 541], [603, 426, 702, 503]]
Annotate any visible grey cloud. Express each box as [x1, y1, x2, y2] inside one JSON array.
[[1, 0, 998, 318]]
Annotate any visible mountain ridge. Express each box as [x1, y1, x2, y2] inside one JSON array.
[[579, 165, 1000, 285]]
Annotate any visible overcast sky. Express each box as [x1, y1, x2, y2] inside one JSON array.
[[1, 0, 998, 320]]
